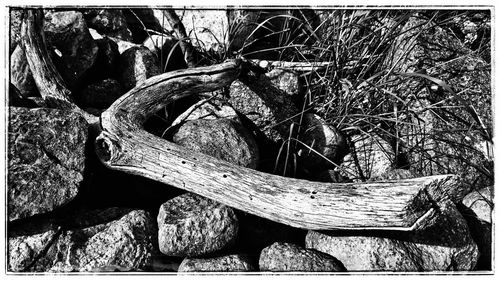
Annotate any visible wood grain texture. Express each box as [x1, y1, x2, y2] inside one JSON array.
[[96, 59, 468, 230], [20, 9, 97, 124]]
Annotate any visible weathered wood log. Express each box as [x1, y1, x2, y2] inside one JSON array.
[[96, 59, 468, 230], [20, 9, 97, 124]]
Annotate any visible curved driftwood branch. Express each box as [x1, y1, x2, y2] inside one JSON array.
[[95, 59, 468, 230], [20, 9, 97, 124]]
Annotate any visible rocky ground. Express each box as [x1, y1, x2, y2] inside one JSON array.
[[7, 8, 492, 272]]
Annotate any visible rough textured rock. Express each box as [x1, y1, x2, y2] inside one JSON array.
[[265, 69, 301, 96], [8, 209, 156, 272], [168, 10, 229, 53], [44, 11, 99, 88], [10, 45, 38, 98], [298, 113, 349, 172], [118, 46, 160, 91], [340, 134, 394, 181], [8, 107, 87, 221], [55, 210, 155, 272], [10, 9, 23, 52], [157, 193, 238, 257], [79, 78, 123, 109], [178, 255, 254, 272], [462, 186, 493, 223], [226, 74, 299, 143], [259, 242, 346, 272], [173, 118, 259, 169], [83, 9, 132, 41], [306, 200, 479, 271], [8, 229, 58, 271], [171, 100, 240, 127]]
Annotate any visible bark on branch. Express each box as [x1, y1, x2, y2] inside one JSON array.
[[20, 9, 97, 124], [95, 59, 468, 231]]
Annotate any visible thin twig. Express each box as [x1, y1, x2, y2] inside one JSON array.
[[162, 9, 197, 68]]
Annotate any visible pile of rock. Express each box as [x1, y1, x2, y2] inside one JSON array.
[[7, 8, 491, 273]]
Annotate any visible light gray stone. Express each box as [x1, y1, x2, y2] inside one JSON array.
[[340, 134, 394, 181], [8, 209, 156, 272], [259, 242, 346, 272], [178, 254, 254, 272], [298, 113, 349, 172], [173, 118, 259, 169], [226, 74, 299, 143], [265, 68, 301, 96], [157, 193, 238, 257], [306, 200, 479, 271], [84, 9, 132, 41], [118, 46, 160, 91], [8, 107, 87, 221]]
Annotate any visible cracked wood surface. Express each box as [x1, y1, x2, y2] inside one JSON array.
[[21, 9, 98, 124], [95, 59, 468, 230]]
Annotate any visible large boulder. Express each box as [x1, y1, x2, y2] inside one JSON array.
[[157, 193, 238, 257], [306, 200, 479, 271], [8, 107, 87, 221], [178, 254, 254, 272], [173, 118, 259, 169], [10, 45, 38, 98], [8, 209, 156, 272], [83, 9, 132, 41], [8, 229, 58, 272], [44, 11, 99, 89], [259, 242, 346, 272], [167, 10, 229, 54], [118, 46, 160, 91], [297, 113, 349, 174], [225, 73, 299, 143]]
